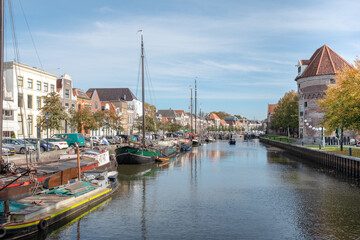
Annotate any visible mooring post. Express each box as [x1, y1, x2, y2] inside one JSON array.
[[319, 144, 321, 150], [349, 147, 352, 156], [77, 146, 81, 181]]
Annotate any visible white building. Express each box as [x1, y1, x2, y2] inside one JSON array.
[[3, 62, 58, 138]]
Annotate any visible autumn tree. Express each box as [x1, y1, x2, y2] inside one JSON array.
[[211, 111, 231, 120], [38, 92, 68, 131], [318, 60, 360, 150], [144, 102, 156, 118], [69, 107, 97, 133], [270, 90, 299, 136]]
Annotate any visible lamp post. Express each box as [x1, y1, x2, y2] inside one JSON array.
[[304, 119, 325, 147], [45, 112, 50, 151], [27, 116, 31, 138]]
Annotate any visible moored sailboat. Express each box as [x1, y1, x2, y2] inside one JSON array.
[[115, 32, 160, 164]]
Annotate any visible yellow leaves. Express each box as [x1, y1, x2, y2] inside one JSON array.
[[318, 58, 360, 132]]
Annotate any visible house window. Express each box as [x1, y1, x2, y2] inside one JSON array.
[[17, 77, 23, 87], [298, 66, 301, 74], [95, 101, 98, 109], [43, 83, 48, 92], [65, 103, 69, 108], [18, 93, 23, 107], [27, 79, 33, 89], [304, 102, 307, 107], [4, 110, 12, 117], [37, 81, 41, 90], [18, 114, 23, 135], [37, 96, 41, 109], [71, 104, 75, 108], [330, 79, 335, 84], [65, 89, 70, 99], [27, 115, 33, 135], [27, 95, 33, 109], [50, 84, 55, 92]]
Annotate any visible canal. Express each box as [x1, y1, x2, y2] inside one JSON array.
[[46, 139, 360, 239]]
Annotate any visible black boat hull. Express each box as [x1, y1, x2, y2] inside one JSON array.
[[116, 152, 157, 164]]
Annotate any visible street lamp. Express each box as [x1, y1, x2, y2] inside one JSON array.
[[45, 112, 51, 152], [27, 116, 31, 138]]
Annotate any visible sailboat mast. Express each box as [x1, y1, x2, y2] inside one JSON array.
[[190, 87, 193, 134], [195, 78, 197, 134], [141, 34, 145, 146], [0, 0, 4, 154]]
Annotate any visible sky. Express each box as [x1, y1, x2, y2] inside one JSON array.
[[4, 0, 360, 120]]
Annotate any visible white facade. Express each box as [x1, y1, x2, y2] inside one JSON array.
[[127, 99, 142, 118], [4, 62, 58, 138]]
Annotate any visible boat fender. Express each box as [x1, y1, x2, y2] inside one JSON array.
[[100, 149, 105, 154], [38, 219, 48, 231], [0, 227, 6, 238]]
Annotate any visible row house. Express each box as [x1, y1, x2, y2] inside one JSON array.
[[56, 74, 77, 133], [87, 88, 139, 135], [157, 109, 177, 123], [174, 110, 186, 126], [206, 113, 221, 128], [73, 88, 92, 136], [3, 61, 58, 138]]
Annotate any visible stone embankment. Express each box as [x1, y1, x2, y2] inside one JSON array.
[[260, 137, 360, 178]]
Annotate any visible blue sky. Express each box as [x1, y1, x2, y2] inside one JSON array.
[[4, 0, 360, 120]]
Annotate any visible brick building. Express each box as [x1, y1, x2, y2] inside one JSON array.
[[295, 45, 351, 143]]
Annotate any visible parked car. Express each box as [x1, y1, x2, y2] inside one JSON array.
[[105, 136, 117, 145], [113, 136, 121, 144], [117, 134, 129, 142], [2, 145, 16, 156], [26, 138, 56, 152], [43, 138, 69, 150], [2, 139, 36, 154], [85, 137, 100, 148], [53, 133, 85, 147], [89, 136, 101, 144]]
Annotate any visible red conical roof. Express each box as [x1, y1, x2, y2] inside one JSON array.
[[297, 45, 352, 79]]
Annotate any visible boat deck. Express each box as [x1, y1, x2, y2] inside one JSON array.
[[6, 180, 106, 223]]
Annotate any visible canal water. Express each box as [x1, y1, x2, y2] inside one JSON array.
[[46, 139, 360, 240]]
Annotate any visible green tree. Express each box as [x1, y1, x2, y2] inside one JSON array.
[[270, 90, 299, 136], [318, 60, 359, 150], [134, 115, 156, 132], [69, 107, 97, 133], [167, 123, 182, 133], [38, 92, 68, 131]]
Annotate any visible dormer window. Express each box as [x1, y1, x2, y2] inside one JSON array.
[[330, 79, 335, 84], [298, 66, 301, 74]]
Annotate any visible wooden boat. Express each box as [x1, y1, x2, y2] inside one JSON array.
[[229, 139, 236, 145], [59, 146, 117, 172], [180, 140, 192, 152], [192, 138, 199, 147], [0, 170, 119, 239], [156, 140, 179, 157], [0, 147, 117, 201], [115, 32, 160, 164]]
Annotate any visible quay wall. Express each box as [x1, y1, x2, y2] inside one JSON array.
[[260, 137, 360, 178]]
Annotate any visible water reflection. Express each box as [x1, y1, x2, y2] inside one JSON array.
[[45, 139, 360, 240]]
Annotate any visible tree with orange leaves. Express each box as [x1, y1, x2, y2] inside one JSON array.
[[318, 59, 360, 150]]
